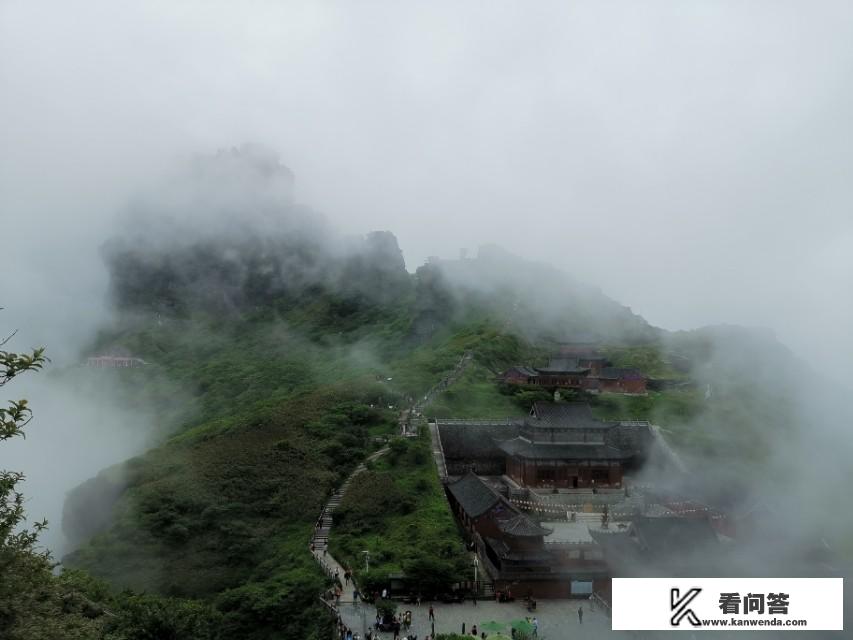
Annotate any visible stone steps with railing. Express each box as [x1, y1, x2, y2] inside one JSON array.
[[310, 446, 389, 555]]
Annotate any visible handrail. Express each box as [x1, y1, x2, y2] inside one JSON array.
[[591, 591, 612, 618]]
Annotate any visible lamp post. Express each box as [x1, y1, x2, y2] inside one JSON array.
[[358, 599, 367, 639], [359, 551, 370, 638]]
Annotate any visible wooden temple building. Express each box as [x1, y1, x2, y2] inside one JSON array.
[[445, 472, 610, 598], [434, 402, 724, 600], [501, 355, 647, 395], [437, 402, 653, 488]]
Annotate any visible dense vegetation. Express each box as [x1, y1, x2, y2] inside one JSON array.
[[329, 433, 470, 597]]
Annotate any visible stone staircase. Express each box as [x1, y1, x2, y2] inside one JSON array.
[[311, 451, 387, 553]]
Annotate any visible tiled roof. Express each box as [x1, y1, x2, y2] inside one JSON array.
[[445, 471, 503, 517], [529, 402, 614, 428], [535, 357, 590, 374], [497, 514, 553, 537], [542, 521, 596, 544], [484, 537, 556, 562], [498, 437, 632, 461], [437, 421, 522, 458], [598, 367, 645, 381]]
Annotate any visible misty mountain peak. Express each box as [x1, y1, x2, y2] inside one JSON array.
[[192, 143, 295, 188]]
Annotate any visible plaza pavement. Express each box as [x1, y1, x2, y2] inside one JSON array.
[[336, 597, 640, 640]]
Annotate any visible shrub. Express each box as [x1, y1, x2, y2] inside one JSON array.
[[105, 594, 223, 640], [375, 599, 397, 618]]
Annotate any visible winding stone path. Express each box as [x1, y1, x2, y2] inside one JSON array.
[[311, 446, 389, 602], [311, 350, 479, 634], [402, 351, 474, 437]]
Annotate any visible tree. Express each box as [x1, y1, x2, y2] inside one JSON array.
[[103, 594, 221, 640], [1, 339, 45, 509], [0, 326, 105, 639], [0, 330, 49, 572]]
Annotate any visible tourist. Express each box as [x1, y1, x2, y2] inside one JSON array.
[[428, 605, 435, 621], [382, 588, 388, 600], [578, 605, 584, 624], [532, 617, 538, 636], [471, 624, 478, 636]]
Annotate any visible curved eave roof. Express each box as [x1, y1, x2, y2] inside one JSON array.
[[498, 514, 554, 537], [445, 471, 502, 517]]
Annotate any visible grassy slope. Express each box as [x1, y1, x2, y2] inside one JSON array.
[[329, 432, 469, 595], [428, 364, 521, 418], [600, 344, 689, 380]]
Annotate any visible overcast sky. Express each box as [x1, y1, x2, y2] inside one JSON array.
[[2, 1, 852, 378]]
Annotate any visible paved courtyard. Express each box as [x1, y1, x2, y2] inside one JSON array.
[[337, 597, 635, 640]]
